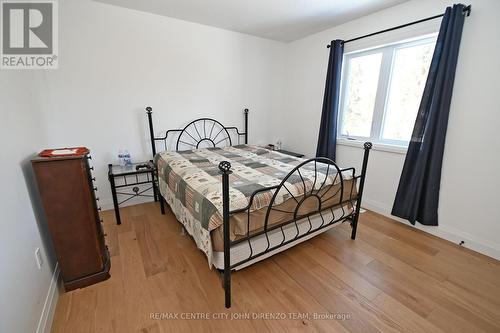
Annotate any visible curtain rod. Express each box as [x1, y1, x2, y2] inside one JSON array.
[[327, 4, 471, 48]]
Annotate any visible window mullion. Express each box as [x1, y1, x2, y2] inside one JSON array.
[[337, 54, 350, 138], [371, 47, 394, 142]]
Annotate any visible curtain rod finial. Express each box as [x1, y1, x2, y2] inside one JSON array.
[[464, 4, 471, 16]]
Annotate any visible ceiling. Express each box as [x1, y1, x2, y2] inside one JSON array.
[[95, 0, 410, 42]]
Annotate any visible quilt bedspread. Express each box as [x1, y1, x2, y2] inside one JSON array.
[[155, 145, 350, 233]]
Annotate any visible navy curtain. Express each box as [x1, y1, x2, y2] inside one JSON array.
[[316, 39, 344, 161], [392, 4, 466, 226]]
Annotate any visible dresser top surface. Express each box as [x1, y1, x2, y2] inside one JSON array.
[[32, 152, 89, 163]]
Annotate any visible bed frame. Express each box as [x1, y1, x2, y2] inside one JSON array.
[[145, 106, 372, 308]]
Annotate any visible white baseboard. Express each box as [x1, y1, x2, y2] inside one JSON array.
[[36, 263, 60, 333], [362, 199, 500, 261]]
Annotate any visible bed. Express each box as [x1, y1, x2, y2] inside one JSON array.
[[146, 107, 372, 308]]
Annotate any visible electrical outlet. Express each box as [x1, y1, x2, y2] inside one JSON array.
[[35, 248, 43, 270]]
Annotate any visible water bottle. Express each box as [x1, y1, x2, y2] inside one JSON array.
[[118, 149, 125, 166], [276, 140, 282, 151], [123, 150, 132, 166]]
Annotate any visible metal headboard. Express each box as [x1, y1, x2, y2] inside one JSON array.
[[146, 107, 249, 156]]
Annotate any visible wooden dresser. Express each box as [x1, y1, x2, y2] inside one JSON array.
[[32, 149, 110, 291]]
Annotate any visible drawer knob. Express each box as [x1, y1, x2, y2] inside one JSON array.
[[98, 207, 102, 211], [90, 166, 94, 171], [92, 177, 96, 181], [94, 187, 98, 191], [88, 155, 92, 160], [96, 197, 100, 201]]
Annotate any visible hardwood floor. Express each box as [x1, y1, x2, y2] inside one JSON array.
[[51, 202, 500, 333]]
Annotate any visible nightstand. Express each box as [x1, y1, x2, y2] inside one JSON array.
[[108, 161, 157, 225], [277, 149, 305, 158]]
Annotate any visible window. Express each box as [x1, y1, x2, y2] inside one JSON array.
[[339, 36, 436, 147]]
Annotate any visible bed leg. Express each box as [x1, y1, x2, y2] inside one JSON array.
[[154, 158, 165, 216], [224, 268, 231, 308], [159, 193, 165, 215], [219, 161, 233, 308], [351, 215, 359, 240], [351, 142, 372, 240]]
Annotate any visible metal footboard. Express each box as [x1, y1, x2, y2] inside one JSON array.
[[218, 142, 372, 308]]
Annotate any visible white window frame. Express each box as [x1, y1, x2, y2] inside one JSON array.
[[338, 35, 437, 149]]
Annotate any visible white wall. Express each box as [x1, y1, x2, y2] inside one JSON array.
[[40, 0, 286, 209], [279, 0, 500, 258], [0, 71, 59, 332]]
